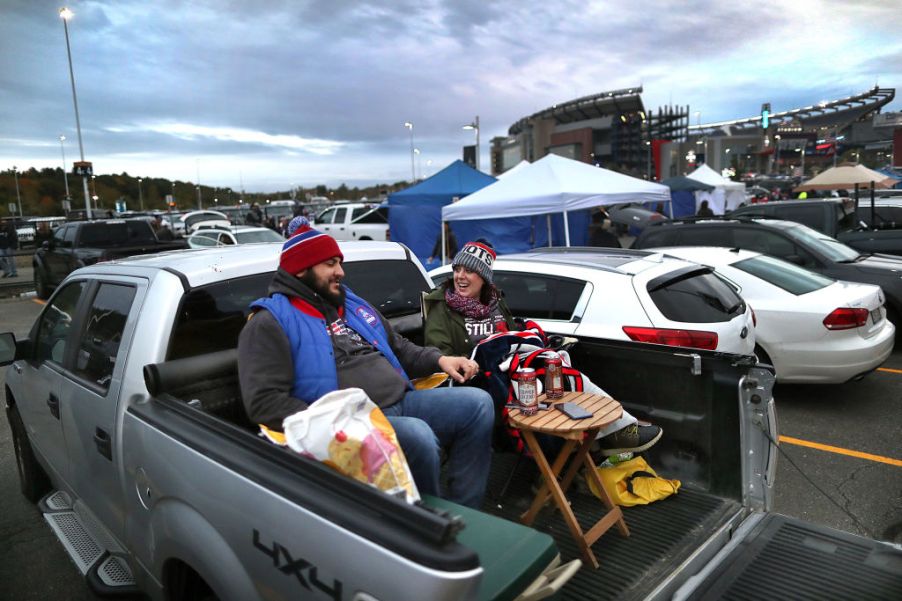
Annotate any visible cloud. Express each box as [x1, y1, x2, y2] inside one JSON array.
[[0, 0, 898, 190], [106, 123, 345, 155]]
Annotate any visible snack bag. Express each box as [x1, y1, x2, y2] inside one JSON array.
[[282, 388, 420, 503]]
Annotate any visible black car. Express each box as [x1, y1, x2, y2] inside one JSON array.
[[633, 216, 902, 326]]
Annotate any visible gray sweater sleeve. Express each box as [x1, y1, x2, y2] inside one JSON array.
[[237, 310, 309, 430], [379, 312, 443, 378]]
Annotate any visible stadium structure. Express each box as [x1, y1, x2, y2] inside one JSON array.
[[490, 85, 899, 179]]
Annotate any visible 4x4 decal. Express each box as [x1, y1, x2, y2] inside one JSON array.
[[254, 529, 343, 600]]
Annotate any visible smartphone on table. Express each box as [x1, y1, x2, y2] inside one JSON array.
[[556, 402, 593, 420]]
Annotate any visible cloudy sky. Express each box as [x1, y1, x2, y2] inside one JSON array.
[[2, 0, 900, 192]]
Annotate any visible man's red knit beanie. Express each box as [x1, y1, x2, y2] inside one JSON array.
[[279, 225, 343, 274]]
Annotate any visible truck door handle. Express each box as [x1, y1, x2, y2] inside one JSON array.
[[94, 428, 112, 461], [47, 393, 60, 420]]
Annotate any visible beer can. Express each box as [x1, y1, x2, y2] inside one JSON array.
[[516, 368, 538, 416], [545, 356, 564, 399]]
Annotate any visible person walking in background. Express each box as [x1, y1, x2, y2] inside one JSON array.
[[152, 215, 175, 240], [696, 200, 714, 218], [428, 222, 458, 264], [0, 220, 19, 278], [589, 210, 621, 248], [245, 202, 263, 226]]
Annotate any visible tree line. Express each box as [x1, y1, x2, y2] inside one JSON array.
[[0, 167, 414, 217]]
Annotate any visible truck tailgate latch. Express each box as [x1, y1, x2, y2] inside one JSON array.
[[674, 352, 702, 376]]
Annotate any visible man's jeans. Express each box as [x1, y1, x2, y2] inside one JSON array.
[[383, 386, 494, 509], [0, 248, 14, 276]]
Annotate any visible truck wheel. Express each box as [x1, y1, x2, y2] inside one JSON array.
[[359, 236, 372, 241], [7, 404, 52, 503], [35, 269, 50, 300]]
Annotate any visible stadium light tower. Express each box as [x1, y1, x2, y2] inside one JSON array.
[[59, 7, 92, 219]]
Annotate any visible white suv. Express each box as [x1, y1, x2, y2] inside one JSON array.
[[429, 247, 756, 354]]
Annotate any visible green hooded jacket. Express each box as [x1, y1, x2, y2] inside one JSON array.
[[423, 286, 515, 357]]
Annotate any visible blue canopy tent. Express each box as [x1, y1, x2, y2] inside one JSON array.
[[388, 160, 495, 267], [660, 176, 715, 218]]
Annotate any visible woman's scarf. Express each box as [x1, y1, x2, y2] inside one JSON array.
[[445, 287, 498, 320]]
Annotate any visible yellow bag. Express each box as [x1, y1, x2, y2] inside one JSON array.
[[586, 456, 680, 507]]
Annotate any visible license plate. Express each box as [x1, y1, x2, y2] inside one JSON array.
[[870, 308, 882, 324]]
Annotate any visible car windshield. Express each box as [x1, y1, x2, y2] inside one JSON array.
[[235, 229, 284, 244], [732, 255, 834, 295], [781, 222, 860, 262]]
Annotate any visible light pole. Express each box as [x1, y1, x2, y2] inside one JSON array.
[[413, 148, 422, 181], [59, 135, 70, 201], [137, 178, 143, 211], [462, 116, 480, 171], [403, 122, 415, 182], [59, 7, 92, 219], [12, 166, 22, 217], [196, 159, 202, 209], [774, 134, 781, 175]]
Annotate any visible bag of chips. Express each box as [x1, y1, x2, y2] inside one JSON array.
[[282, 388, 420, 503]]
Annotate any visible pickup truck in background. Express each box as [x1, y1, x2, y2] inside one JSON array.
[[32, 219, 188, 299], [316, 202, 390, 241], [3, 241, 900, 600], [730, 198, 902, 256]]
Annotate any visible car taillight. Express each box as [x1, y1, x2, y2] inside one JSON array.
[[622, 326, 718, 350], [750, 305, 757, 327], [385, 228, 391, 241], [823, 308, 868, 330]]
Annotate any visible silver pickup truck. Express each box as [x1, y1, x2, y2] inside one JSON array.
[[3, 241, 900, 600]]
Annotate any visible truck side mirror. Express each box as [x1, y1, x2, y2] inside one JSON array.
[[0, 332, 18, 366]]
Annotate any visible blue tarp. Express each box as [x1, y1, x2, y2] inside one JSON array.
[[877, 168, 902, 189], [388, 160, 496, 263]]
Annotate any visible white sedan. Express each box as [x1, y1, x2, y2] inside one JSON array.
[[187, 226, 284, 248], [429, 247, 756, 355], [655, 246, 895, 383]]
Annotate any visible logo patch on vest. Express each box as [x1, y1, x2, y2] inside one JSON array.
[[356, 306, 378, 326]]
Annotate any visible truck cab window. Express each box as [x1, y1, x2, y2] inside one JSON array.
[[34, 281, 85, 365], [317, 208, 336, 224], [342, 260, 430, 318], [73, 284, 136, 390], [168, 273, 273, 359]]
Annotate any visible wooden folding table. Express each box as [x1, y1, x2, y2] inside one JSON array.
[[507, 391, 630, 568]]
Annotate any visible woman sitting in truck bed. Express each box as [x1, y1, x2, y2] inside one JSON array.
[[422, 240, 662, 458]]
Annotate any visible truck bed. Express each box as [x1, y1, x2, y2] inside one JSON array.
[[143, 347, 748, 600], [482, 453, 741, 600]]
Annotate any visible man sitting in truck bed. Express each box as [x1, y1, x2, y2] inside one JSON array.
[[238, 225, 495, 508]]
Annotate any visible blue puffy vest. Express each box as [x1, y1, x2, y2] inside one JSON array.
[[251, 289, 410, 404]]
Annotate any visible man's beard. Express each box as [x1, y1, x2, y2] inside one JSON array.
[[300, 270, 345, 307]]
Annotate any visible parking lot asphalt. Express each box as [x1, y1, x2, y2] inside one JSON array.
[[0, 295, 899, 599]]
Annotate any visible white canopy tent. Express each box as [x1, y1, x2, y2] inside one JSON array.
[[687, 164, 745, 214], [497, 160, 531, 179], [442, 154, 671, 247]]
